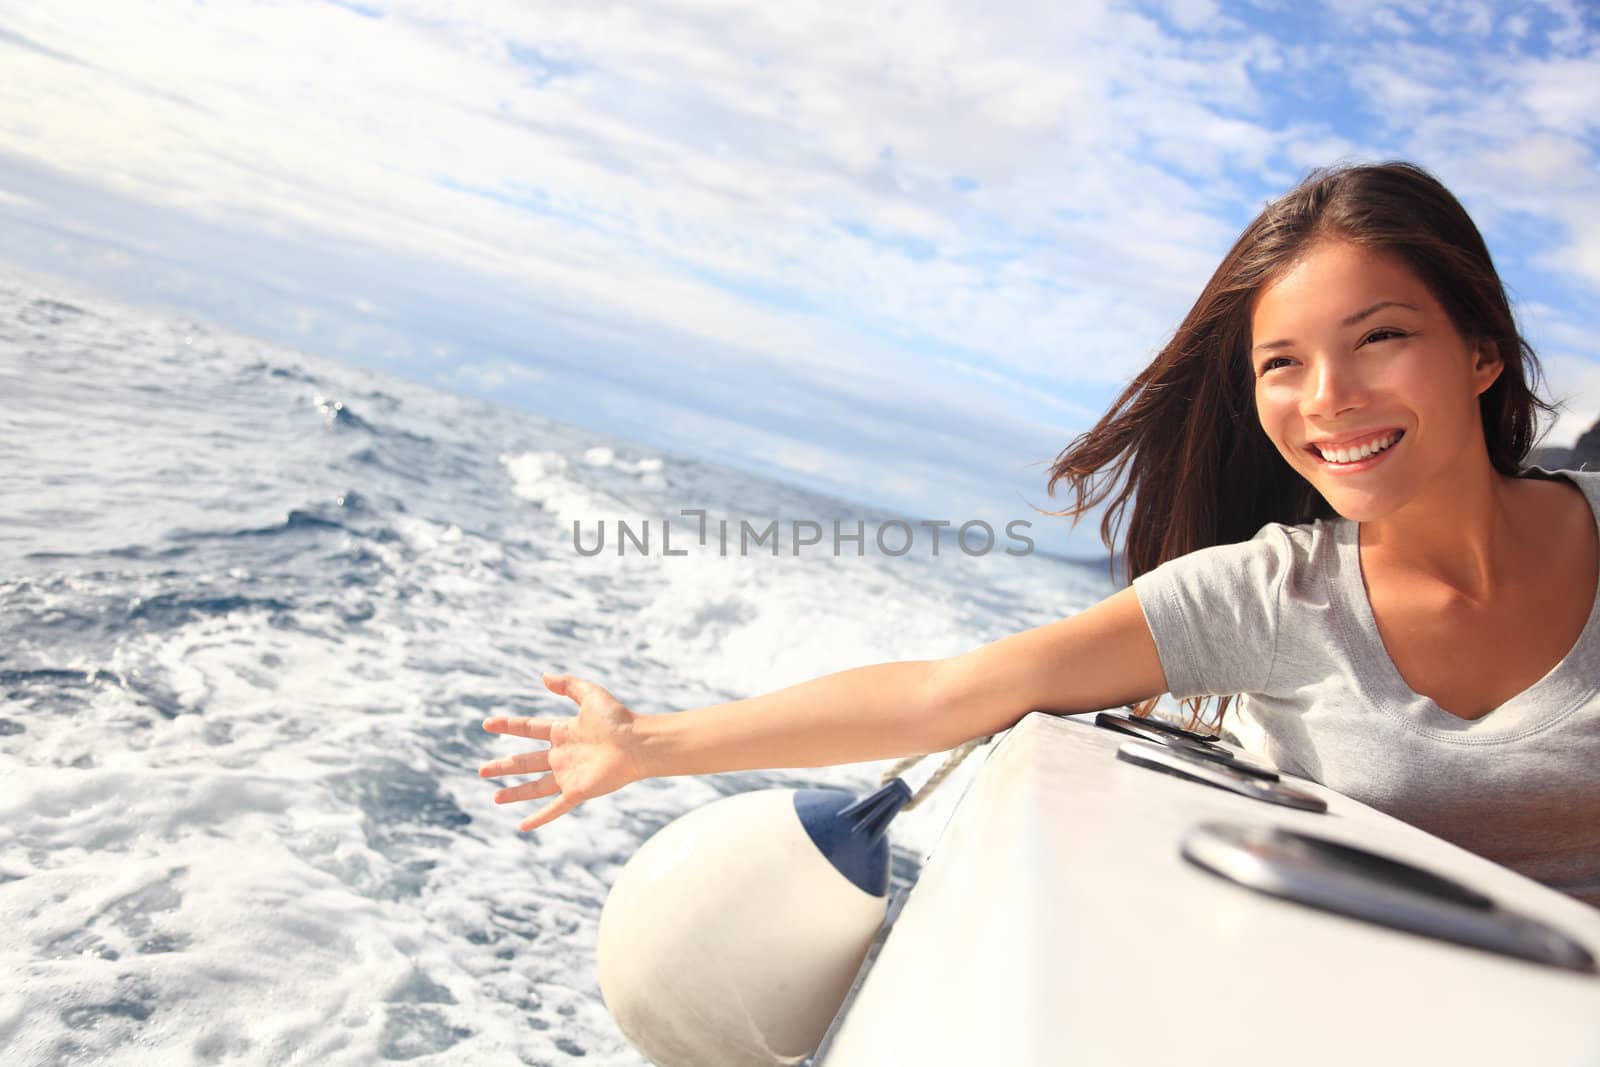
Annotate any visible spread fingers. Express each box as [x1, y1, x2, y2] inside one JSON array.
[[543, 673, 598, 703], [494, 774, 561, 805], [481, 716, 553, 739], [479, 750, 552, 778]]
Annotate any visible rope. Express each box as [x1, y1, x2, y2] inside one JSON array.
[[880, 734, 994, 811]]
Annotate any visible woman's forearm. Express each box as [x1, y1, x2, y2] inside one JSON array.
[[631, 660, 951, 777], [628, 587, 1166, 780]]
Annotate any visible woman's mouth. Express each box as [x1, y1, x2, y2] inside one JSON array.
[[1306, 430, 1404, 469]]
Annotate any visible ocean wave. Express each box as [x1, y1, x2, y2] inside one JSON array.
[[1, 666, 105, 691], [170, 500, 359, 541], [313, 392, 377, 432], [18, 297, 91, 327], [0, 267, 1111, 1064], [241, 358, 322, 385], [501, 449, 632, 521], [126, 592, 296, 625]]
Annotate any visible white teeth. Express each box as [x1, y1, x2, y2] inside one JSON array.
[[1317, 432, 1399, 465]]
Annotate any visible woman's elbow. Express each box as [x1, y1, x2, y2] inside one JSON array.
[[920, 654, 1030, 752]]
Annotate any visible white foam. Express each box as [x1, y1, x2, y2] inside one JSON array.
[[582, 446, 664, 477], [0, 269, 1116, 1064], [501, 450, 630, 523]]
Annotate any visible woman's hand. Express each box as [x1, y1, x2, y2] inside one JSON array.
[[479, 672, 647, 832]]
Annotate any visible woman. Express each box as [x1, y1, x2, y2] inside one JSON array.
[[479, 162, 1600, 908]]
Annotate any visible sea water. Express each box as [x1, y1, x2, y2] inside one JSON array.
[[0, 269, 1114, 1065]]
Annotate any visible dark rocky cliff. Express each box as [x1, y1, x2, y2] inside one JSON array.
[[1529, 415, 1600, 471]]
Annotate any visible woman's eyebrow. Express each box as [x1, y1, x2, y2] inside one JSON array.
[[1253, 300, 1421, 351], [1340, 299, 1418, 327]]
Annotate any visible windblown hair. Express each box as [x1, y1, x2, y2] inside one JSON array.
[[1042, 161, 1555, 730]]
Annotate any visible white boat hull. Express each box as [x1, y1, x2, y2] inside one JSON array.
[[816, 712, 1600, 1065]]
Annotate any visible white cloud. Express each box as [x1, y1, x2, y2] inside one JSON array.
[[1539, 354, 1600, 448], [0, 1, 1290, 392], [451, 359, 546, 393], [1520, 299, 1600, 447], [0, 0, 1594, 536], [1164, 0, 1223, 31], [1521, 55, 1600, 135]]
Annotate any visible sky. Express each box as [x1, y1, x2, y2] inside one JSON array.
[[1, 0, 1597, 556]]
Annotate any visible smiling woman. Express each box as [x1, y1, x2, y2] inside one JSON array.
[[1048, 163, 1600, 900], [1251, 246, 1505, 522], [481, 161, 1600, 912]]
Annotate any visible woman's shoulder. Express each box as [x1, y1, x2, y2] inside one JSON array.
[[1246, 512, 1347, 562], [1519, 465, 1600, 523], [1139, 513, 1343, 598], [1210, 514, 1353, 606], [1522, 464, 1600, 489]]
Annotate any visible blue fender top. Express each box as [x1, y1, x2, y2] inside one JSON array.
[[793, 779, 912, 898]]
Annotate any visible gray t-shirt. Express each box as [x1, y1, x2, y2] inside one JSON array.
[[1132, 469, 1600, 909]]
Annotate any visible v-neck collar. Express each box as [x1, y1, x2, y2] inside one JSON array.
[[1332, 468, 1600, 742]]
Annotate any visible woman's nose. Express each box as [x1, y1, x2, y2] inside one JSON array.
[[1301, 355, 1365, 418]]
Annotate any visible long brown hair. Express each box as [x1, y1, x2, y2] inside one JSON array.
[[1042, 161, 1555, 730]]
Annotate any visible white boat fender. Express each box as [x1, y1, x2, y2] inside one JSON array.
[[597, 779, 912, 1067]]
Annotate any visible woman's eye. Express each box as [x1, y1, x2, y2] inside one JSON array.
[[1362, 327, 1408, 345], [1257, 356, 1294, 376]]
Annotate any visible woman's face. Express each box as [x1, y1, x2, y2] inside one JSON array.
[[1249, 240, 1502, 522]]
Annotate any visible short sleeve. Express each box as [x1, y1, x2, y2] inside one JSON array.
[[1130, 524, 1295, 699]]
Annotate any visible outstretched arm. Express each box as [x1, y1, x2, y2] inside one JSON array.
[[480, 585, 1168, 831], [634, 584, 1165, 773], [924, 584, 1167, 747]]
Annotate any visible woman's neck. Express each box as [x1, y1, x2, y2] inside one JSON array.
[[1356, 452, 1525, 601]]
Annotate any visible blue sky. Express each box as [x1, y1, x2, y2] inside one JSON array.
[[1, 0, 1597, 556]]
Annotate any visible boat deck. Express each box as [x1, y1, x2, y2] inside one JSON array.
[[815, 711, 1600, 1065]]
